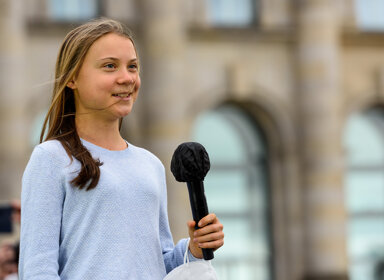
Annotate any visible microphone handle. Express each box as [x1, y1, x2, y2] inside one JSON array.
[[186, 181, 214, 260]]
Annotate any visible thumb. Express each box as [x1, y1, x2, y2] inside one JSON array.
[[187, 220, 196, 237]]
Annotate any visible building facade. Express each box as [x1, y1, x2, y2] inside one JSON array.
[[1, 0, 384, 279]]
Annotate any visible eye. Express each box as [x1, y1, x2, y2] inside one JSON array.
[[103, 63, 116, 70], [128, 64, 138, 71]]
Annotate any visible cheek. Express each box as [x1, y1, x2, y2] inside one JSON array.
[[96, 76, 116, 91], [75, 80, 110, 105], [133, 78, 141, 101], [83, 81, 114, 102], [135, 76, 141, 91], [78, 70, 114, 88]]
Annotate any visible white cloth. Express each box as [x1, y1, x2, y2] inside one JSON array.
[[4, 274, 18, 280], [164, 239, 218, 280]]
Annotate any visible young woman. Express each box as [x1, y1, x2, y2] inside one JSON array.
[[19, 18, 224, 280]]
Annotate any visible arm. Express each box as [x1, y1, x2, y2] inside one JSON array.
[[158, 169, 188, 273], [19, 146, 65, 280]]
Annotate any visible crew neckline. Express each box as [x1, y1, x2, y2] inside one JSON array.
[[80, 138, 131, 153]]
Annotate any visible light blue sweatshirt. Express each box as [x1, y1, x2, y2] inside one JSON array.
[[19, 139, 195, 280]]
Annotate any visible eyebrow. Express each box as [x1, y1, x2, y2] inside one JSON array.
[[97, 57, 138, 62]]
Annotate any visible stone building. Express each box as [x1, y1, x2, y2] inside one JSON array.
[[0, 0, 384, 279]]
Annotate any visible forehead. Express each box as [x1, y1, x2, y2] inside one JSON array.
[[86, 33, 136, 60]]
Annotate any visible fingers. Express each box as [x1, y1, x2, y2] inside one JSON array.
[[193, 232, 224, 249], [196, 213, 217, 228], [193, 213, 224, 250], [186, 214, 224, 258], [194, 220, 223, 236]]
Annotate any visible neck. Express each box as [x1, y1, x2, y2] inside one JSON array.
[[75, 116, 126, 151]]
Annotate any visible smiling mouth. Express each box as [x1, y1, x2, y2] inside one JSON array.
[[112, 93, 132, 98]]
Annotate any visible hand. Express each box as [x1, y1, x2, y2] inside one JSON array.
[[187, 213, 224, 259]]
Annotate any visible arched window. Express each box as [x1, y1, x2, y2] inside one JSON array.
[[49, 0, 99, 21], [192, 105, 272, 280], [355, 0, 384, 31], [344, 107, 384, 280], [206, 0, 255, 27]]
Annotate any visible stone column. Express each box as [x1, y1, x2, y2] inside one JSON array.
[[295, 1, 348, 279], [0, 0, 27, 203], [138, 0, 191, 240]]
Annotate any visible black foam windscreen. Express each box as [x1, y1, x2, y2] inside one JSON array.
[[170, 142, 210, 182]]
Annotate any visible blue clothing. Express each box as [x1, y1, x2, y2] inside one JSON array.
[[19, 139, 195, 280]]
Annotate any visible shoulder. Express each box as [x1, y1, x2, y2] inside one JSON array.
[[29, 140, 71, 167], [23, 140, 72, 184], [128, 143, 165, 170]]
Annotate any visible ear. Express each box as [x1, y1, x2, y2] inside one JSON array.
[[67, 80, 77, 90]]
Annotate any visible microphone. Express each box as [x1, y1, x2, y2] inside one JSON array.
[[170, 142, 214, 260]]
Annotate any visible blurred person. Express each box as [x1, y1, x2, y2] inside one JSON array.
[[10, 201, 20, 225], [0, 243, 18, 280], [4, 242, 18, 280], [0, 200, 21, 280], [19, 18, 224, 280]]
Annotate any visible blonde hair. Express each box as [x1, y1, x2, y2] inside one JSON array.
[[41, 18, 138, 190]]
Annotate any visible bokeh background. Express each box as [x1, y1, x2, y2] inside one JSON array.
[[1, 0, 384, 279]]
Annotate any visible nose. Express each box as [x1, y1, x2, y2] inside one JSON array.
[[116, 68, 136, 85]]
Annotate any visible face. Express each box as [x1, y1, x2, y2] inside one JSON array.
[[69, 33, 141, 122]]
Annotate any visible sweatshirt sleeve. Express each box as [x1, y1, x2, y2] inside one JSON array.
[[19, 146, 66, 280], [157, 165, 199, 274]]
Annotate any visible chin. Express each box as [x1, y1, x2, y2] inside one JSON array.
[[111, 102, 135, 118], [115, 108, 133, 118]]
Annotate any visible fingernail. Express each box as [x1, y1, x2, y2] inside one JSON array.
[[193, 238, 198, 242]]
